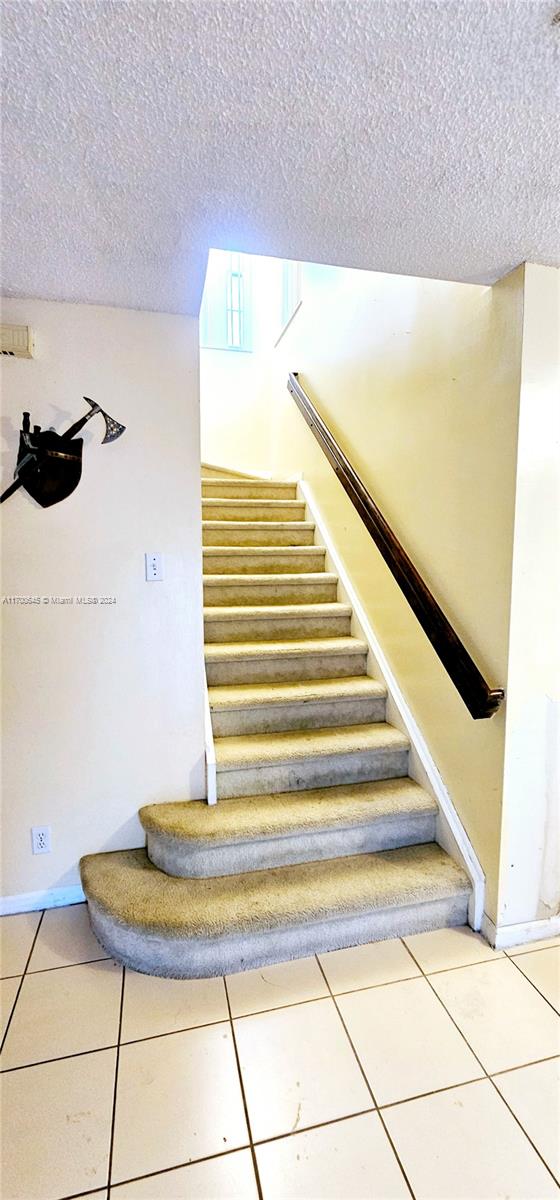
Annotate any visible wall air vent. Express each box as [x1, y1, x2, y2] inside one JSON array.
[[1, 324, 34, 358]]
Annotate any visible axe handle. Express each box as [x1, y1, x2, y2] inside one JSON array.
[[63, 407, 97, 441]]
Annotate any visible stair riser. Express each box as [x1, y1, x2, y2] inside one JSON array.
[[146, 810, 437, 878], [203, 523, 316, 547], [205, 650, 368, 685], [210, 694, 387, 736], [204, 612, 351, 643], [203, 550, 326, 575], [204, 579, 338, 606], [202, 502, 306, 522], [202, 481, 298, 499], [86, 893, 469, 979], [216, 745, 409, 799]]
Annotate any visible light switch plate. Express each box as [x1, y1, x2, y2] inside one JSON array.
[[145, 553, 163, 581]]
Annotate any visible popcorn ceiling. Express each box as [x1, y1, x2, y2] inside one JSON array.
[[2, 0, 559, 315]]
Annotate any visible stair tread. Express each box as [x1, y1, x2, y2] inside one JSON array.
[[202, 520, 315, 528], [204, 603, 351, 622], [215, 722, 409, 770], [205, 636, 368, 660], [209, 676, 386, 711], [140, 778, 437, 844], [202, 478, 295, 487], [203, 546, 325, 556], [203, 498, 304, 508], [81, 843, 470, 938], [204, 572, 337, 585]]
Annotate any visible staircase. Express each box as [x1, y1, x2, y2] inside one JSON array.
[[80, 469, 470, 978]]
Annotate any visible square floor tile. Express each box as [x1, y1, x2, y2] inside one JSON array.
[[28, 902, 108, 972], [0, 959, 122, 1069], [1, 976, 20, 1041], [226, 955, 327, 1017], [121, 969, 228, 1042], [403, 925, 503, 973], [493, 1057, 560, 1180], [0, 911, 41, 977], [1, 1047, 115, 1199], [511, 946, 560, 1013], [111, 1023, 248, 1183], [337, 976, 481, 1105], [430, 958, 560, 1073], [319, 937, 420, 994], [506, 936, 560, 956], [112, 1149, 259, 1198], [256, 1111, 410, 1199], [235, 996, 372, 1142], [384, 1078, 559, 1199]]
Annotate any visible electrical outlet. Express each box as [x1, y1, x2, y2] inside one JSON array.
[[31, 826, 51, 854], [145, 552, 163, 581]]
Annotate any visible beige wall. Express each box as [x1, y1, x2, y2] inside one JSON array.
[[254, 263, 524, 923], [497, 264, 560, 928], [1, 299, 205, 903]]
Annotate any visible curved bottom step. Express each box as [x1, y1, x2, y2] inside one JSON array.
[[140, 778, 437, 877], [80, 844, 470, 979]]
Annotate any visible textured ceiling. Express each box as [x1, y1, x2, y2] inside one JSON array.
[[2, 0, 559, 315]]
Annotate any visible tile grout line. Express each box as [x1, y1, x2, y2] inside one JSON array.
[[507, 950, 560, 1019], [402, 941, 560, 1189], [77, 1144, 254, 1199], [58, 1187, 107, 1200], [314, 954, 416, 1200], [0, 932, 554, 987], [25, 954, 111, 976], [0, 909, 45, 1055], [223, 975, 264, 1200], [106, 965, 126, 1199]]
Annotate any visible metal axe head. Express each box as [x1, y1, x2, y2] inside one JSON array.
[[84, 397, 126, 444]]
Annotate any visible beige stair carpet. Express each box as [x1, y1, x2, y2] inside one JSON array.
[[80, 470, 471, 978]]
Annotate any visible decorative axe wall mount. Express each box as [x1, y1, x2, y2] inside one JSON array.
[[0, 398, 126, 508]]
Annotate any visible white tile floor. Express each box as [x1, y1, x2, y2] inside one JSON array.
[[1, 907, 559, 1200]]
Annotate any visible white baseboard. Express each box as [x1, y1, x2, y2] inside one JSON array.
[[1, 885, 85, 916], [481, 912, 560, 950], [298, 480, 485, 930]]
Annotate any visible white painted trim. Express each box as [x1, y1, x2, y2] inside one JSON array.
[[0, 885, 85, 915], [481, 911, 560, 950], [204, 676, 217, 805], [201, 461, 270, 482], [298, 479, 486, 930], [274, 299, 303, 348]]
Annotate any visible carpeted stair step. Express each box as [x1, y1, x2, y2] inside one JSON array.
[[205, 636, 369, 684], [203, 572, 338, 607], [202, 498, 306, 522], [140, 778, 438, 877], [80, 843, 471, 978], [208, 676, 387, 736], [203, 546, 326, 575], [202, 479, 298, 500], [215, 722, 409, 799], [204, 603, 352, 644], [202, 520, 316, 547]]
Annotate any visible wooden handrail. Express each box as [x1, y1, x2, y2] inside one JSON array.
[[287, 372, 504, 720]]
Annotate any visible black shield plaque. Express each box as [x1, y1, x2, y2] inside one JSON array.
[[17, 431, 83, 508]]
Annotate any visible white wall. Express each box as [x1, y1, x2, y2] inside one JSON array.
[[1, 298, 205, 905], [496, 264, 560, 930], [200, 253, 286, 474]]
